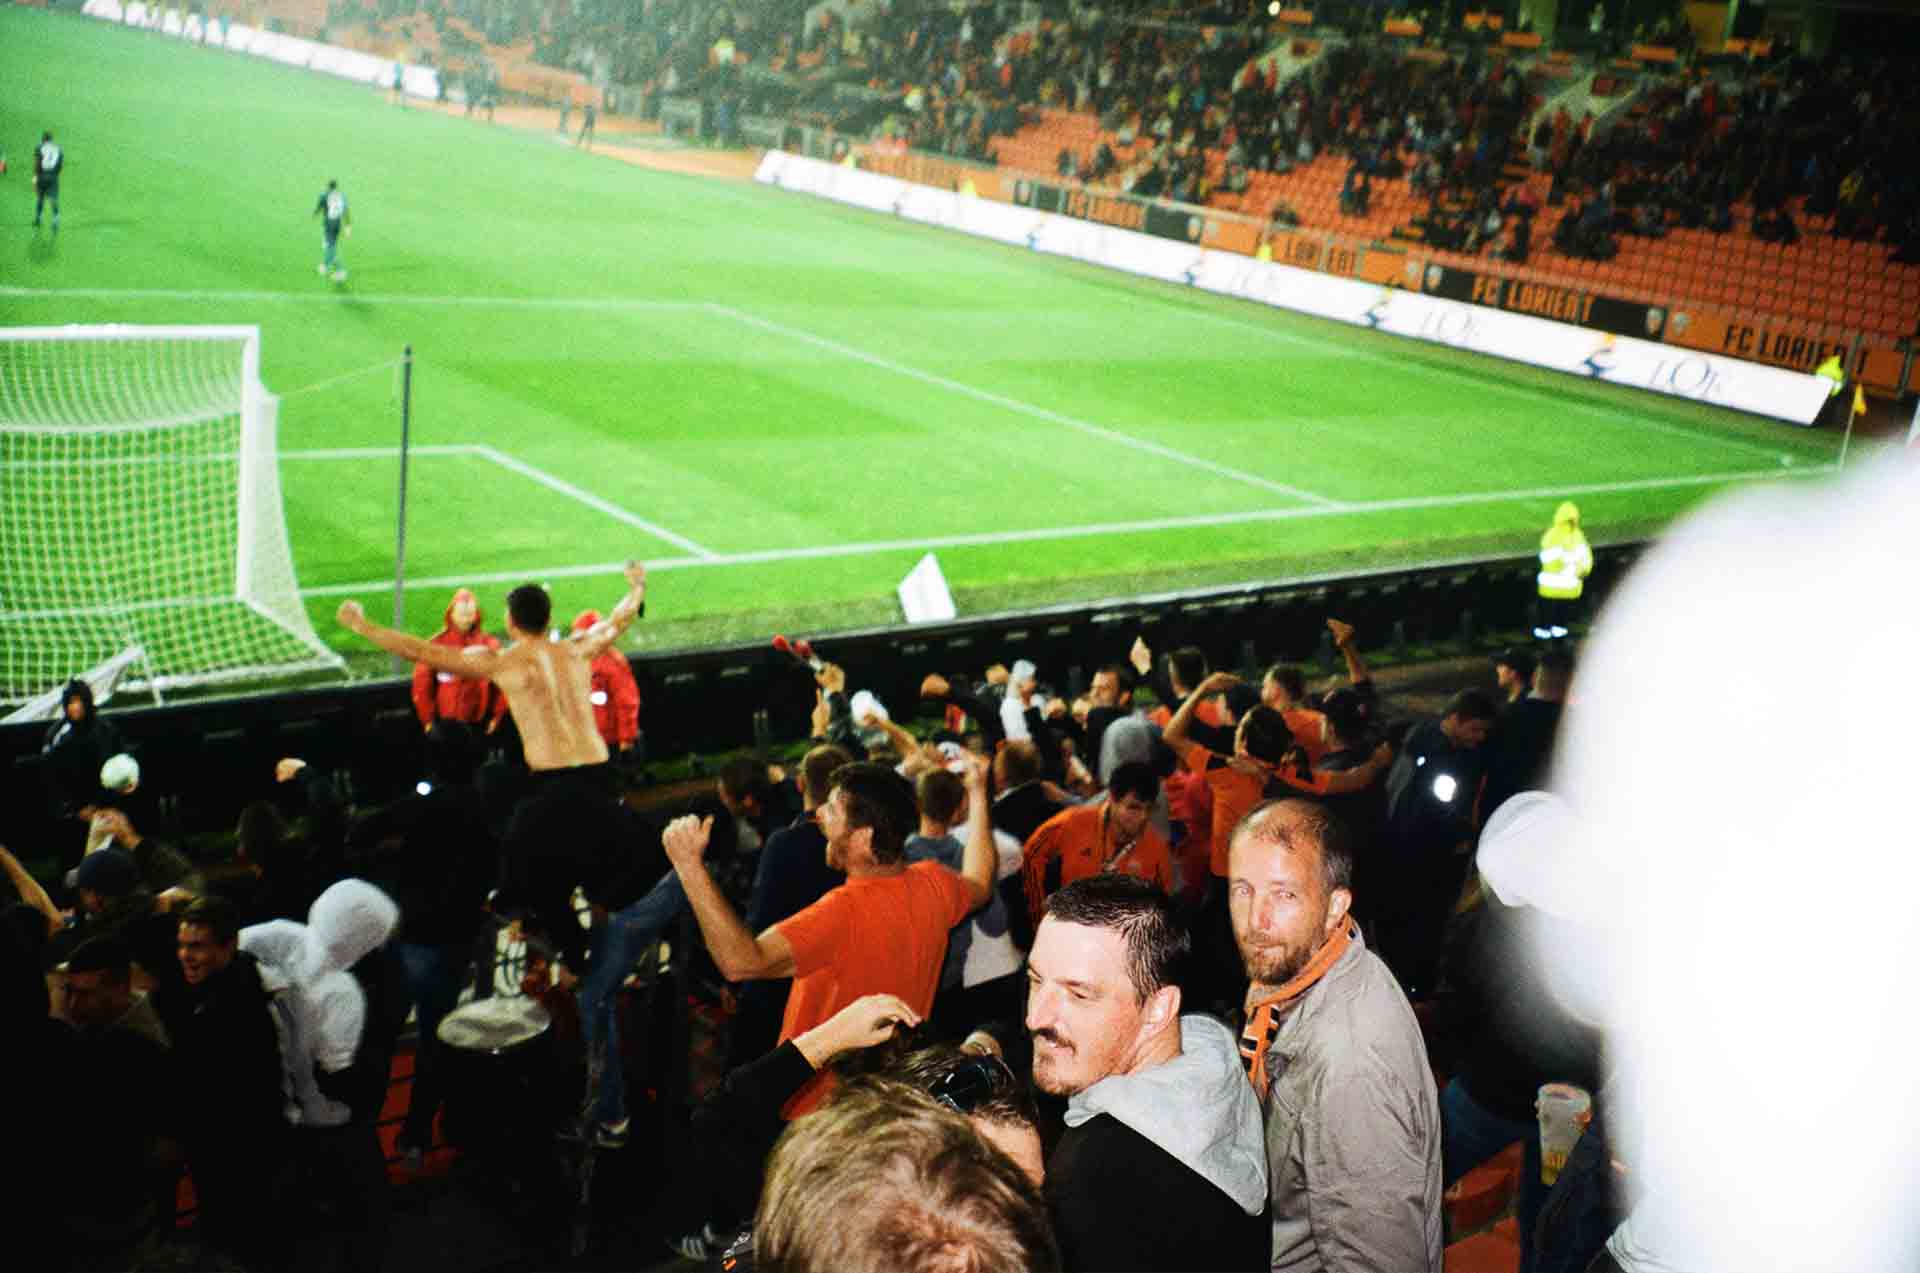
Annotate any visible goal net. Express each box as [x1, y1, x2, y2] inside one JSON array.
[[0, 325, 344, 705]]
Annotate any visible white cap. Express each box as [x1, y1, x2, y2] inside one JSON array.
[[100, 753, 140, 793], [1009, 659, 1038, 686]]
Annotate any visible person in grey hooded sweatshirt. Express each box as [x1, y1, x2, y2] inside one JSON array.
[[243, 878, 401, 1272], [1026, 874, 1269, 1271]]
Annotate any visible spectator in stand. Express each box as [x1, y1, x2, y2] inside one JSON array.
[[1027, 874, 1269, 1271], [905, 766, 1027, 1037], [755, 1075, 1058, 1273], [572, 608, 643, 761], [74, 802, 201, 900], [1492, 647, 1536, 707], [1443, 793, 1602, 1273], [1479, 647, 1572, 827], [718, 755, 795, 853], [53, 847, 177, 987], [40, 678, 125, 816], [61, 933, 169, 1049], [1164, 670, 1391, 1009], [663, 756, 997, 1118], [152, 895, 286, 1267], [345, 723, 495, 1163], [988, 738, 1069, 848], [1376, 688, 1499, 995], [1231, 799, 1443, 1273], [1020, 760, 1173, 926], [241, 879, 401, 1273], [410, 587, 508, 752], [730, 743, 855, 1068], [51, 935, 179, 1268]]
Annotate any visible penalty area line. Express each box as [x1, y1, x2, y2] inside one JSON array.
[[299, 462, 1830, 599], [706, 303, 1348, 511], [280, 444, 717, 560]]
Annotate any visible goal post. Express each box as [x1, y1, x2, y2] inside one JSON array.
[[0, 324, 344, 705]]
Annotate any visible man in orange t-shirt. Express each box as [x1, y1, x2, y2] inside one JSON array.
[[1020, 761, 1173, 925], [664, 758, 996, 1117]]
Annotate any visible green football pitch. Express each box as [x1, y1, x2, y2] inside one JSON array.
[[0, 8, 1842, 680]]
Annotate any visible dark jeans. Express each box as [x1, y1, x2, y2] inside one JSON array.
[[581, 870, 687, 1126], [1441, 1077, 1545, 1272], [388, 941, 470, 1146]]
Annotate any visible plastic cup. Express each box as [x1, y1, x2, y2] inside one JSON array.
[[1536, 1082, 1593, 1186]]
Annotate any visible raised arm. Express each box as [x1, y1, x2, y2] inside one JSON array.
[[663, 814, 796, 981], [573, 560, 647, 661], [1327, 618, 1371, 687], [1163, 670, 1240, 759], [956, 751, 996, 909], [336, 600, 499, 678], [863, 708, 921, 766], [0, 844, 62, 937]]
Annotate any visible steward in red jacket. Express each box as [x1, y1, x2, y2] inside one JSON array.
[[410, 588, 507, 732], [571, 609, 640, 753]]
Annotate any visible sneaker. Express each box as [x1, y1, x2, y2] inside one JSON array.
[[332, 270, 347, 282], [317, 263, 327, 276], [593, 1117, 629, 1150], [666, 1223, 724, 1263]]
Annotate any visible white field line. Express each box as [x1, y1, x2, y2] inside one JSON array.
[[707, 303, 1347, 510], [280, 444, 718, 559], [298, 462, 1833, 599], [0, 285, 709, 312], [1172, 301, 1811, 466]]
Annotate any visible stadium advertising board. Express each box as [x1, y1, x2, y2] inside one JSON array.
[[756, 151, 1828, 425], [1422, 264, 1669, 339], [81, 0, 440, 96]]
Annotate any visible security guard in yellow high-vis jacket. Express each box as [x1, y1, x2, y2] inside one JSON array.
[[1535, 501, 1593, 641]]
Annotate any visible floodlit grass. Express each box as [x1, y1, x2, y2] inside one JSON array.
[[0, 8, 1843, 683]]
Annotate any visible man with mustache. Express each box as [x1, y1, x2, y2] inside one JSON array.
[[1230, 799, 1442, 1273], [1026, 874, 1269, 1271]]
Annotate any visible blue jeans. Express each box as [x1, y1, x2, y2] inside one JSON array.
[[1441, 1076, 1545, 1272], [580, 870, 687, 1126], [390, 941, 470, 1146]]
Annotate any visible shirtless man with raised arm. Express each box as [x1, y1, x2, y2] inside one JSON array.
[[335, 560, 646, 772], [336, 563, 650, 970]]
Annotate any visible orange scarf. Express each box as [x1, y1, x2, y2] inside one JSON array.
[[1238, 917, 1356, 1098]]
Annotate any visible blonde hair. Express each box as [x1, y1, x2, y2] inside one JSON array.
[[756, 1080, 1058, 1273]]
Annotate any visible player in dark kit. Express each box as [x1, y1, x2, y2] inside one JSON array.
[[33, 131, 63, 232], [313, 179, 351, 282]]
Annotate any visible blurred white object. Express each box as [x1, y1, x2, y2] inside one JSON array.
[[100, 753, 140, 793], [1547, 457, 1920, 1272]]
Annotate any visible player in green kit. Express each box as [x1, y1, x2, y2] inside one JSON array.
[[313, 179, 351, 282]]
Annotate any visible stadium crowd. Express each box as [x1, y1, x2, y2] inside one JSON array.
[[9, 546, 1592, 1270], [11, 446, 1920, 1273]]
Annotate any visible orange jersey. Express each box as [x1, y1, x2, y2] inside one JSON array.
[[1021, 800, 1175, 925], [774, 862, 974, 1117], [1187, 746, 1346, 877]]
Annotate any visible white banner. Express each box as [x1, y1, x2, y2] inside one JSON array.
[[755, 151, 1830, 427], [80, 0, 440, 98]]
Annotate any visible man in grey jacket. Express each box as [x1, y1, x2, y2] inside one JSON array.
[[1230, 799, 1443, 1273]]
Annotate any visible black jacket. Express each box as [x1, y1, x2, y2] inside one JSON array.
[[1048, 1114, 1268, 1272]]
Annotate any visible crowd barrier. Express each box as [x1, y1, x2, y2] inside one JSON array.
[[78, 0, 442, 99], [759, 151, 1831, 425], [1, 547, 1637, 842]]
